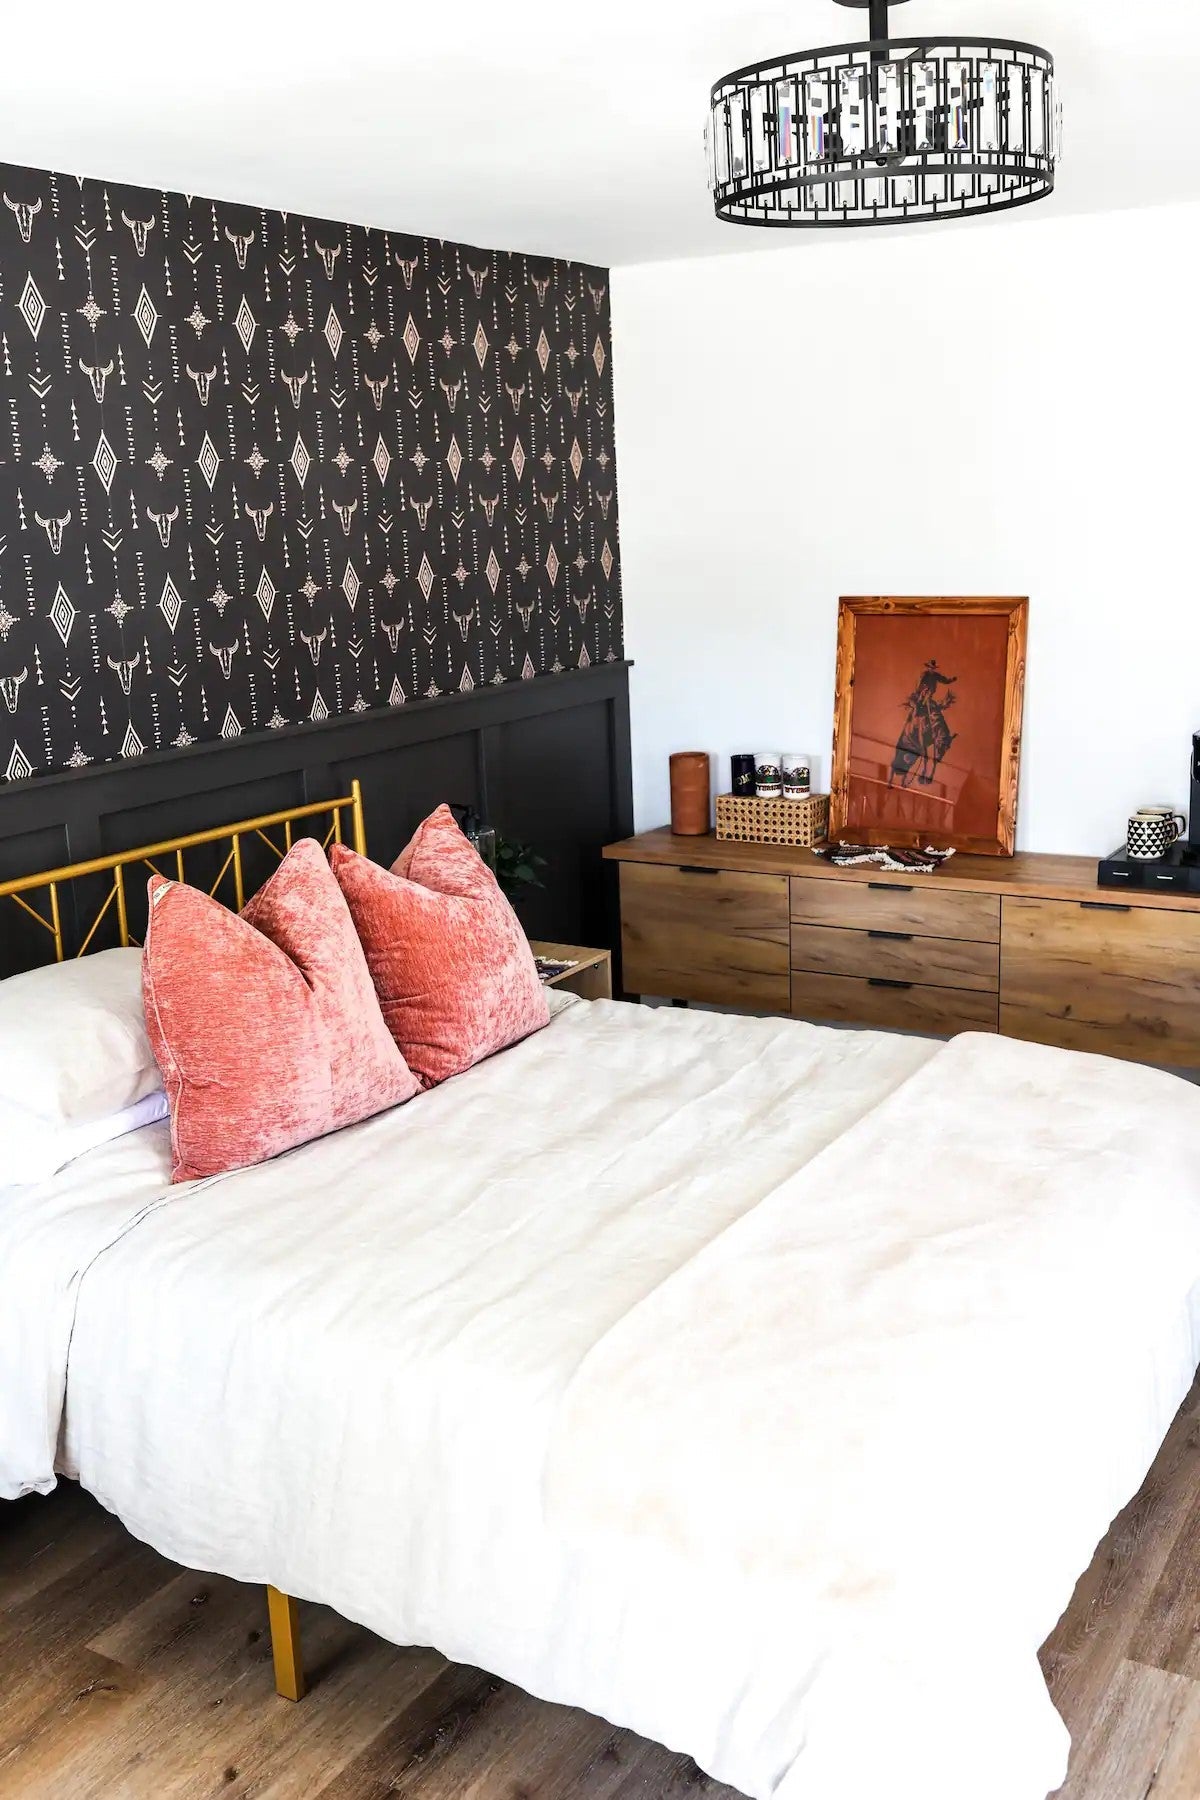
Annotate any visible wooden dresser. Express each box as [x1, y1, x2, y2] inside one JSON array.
[[604, 830, 1200, 1068]]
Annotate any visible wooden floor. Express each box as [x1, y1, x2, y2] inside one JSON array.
[[3, 1377, 1200, 1799]]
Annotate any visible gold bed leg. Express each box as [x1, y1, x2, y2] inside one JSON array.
[[266, 1586, 307, 1701]]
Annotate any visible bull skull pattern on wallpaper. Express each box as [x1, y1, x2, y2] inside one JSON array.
[[0, 163, 623, 783]]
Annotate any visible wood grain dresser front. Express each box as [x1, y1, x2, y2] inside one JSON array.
[[789, 874, 1001, 1036], [619, 862, 790, 1011], [604, 831, 1200, 1068], [1001, 896, 1200, 1065]]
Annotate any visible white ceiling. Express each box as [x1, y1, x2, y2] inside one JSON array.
[[6, 0, 1200, 267]]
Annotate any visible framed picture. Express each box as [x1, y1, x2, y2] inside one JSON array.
[[829, 596, 1028, 856]]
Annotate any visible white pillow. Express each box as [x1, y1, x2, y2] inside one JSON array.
[[0, 948, 160, 1126], [0, 1089, 169, 1186]]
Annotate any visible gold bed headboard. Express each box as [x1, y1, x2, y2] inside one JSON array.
[[0, 781, 366, 964]]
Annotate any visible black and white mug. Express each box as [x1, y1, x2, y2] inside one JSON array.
[[1127, 807, 1186, 860]]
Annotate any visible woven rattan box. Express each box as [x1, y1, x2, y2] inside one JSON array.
[[715, 792, 829, 847]]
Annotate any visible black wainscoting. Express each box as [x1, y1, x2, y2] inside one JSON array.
[[0, 663, 632, 978]]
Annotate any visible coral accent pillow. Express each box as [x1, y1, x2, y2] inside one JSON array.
[[143, 838, 419, 1182], [330, 805, 550, 1087]]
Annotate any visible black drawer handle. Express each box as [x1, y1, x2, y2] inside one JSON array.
[[678, 865, 720, 876], [868, 881, 914, 891], [868, 977, 914, 990], [868, 930, 914, 942], [1081, 900, 1131, 912]]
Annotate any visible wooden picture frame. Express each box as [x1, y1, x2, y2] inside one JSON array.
[[829, 596, 1028, 857]]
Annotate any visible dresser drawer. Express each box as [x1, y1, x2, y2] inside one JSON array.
[[620, 863, 790, 1009], [1000, 897, 1200, 1066], [791, 923, 999, 993], [791, 971, 999, 1036], [790, 876, 1000, 943]]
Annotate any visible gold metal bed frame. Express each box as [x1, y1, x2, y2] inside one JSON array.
[[0, 783, 370, 1701], [0, 780, 366, 967]]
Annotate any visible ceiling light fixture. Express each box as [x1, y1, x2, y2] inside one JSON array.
[[706, 0, 1060, 228]]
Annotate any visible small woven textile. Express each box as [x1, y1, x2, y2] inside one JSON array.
[[812, 843, 958, 874]]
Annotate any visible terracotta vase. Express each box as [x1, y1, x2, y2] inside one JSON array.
[[669, 751, 711, 836]]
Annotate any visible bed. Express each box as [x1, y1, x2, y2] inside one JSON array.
[[3, 789, 1200, 1800]]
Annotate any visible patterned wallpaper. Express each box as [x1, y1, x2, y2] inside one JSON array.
[[0, 163, 623, 783]]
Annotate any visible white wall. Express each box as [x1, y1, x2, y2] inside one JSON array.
[[611, 203, 1200, 855]]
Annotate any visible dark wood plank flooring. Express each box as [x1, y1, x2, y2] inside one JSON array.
[[3, 1373, 1199, 1798]]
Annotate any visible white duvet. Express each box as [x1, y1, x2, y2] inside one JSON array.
[[3, 998, 1200, 1800]]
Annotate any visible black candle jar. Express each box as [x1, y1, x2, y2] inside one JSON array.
[[731, 754, 755, 796]]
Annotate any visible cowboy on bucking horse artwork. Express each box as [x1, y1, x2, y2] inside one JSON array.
[[890, 660, 958, 788]]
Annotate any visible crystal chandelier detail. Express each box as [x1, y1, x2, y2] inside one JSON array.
[[706, 0, 1060, 228]]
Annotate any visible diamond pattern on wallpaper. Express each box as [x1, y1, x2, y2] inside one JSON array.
[[0, 162, 623, 782]]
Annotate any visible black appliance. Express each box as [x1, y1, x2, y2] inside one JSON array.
[[1097, 730, 1200, 892], [1097, 841, 1200, 895]]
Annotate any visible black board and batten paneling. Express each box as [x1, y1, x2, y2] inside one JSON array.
[[0, 662, 633, 978]]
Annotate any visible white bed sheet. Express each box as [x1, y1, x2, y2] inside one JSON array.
[[548, 1027, 1200, 1798], [3, 999, 1199, 1800], [0, 1117, 181, 1497]]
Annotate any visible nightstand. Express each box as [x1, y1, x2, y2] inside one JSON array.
[[529, 940, 613, 1002]]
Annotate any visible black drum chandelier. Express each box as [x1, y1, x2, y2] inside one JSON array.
[[706, 0, 1060, 228]]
